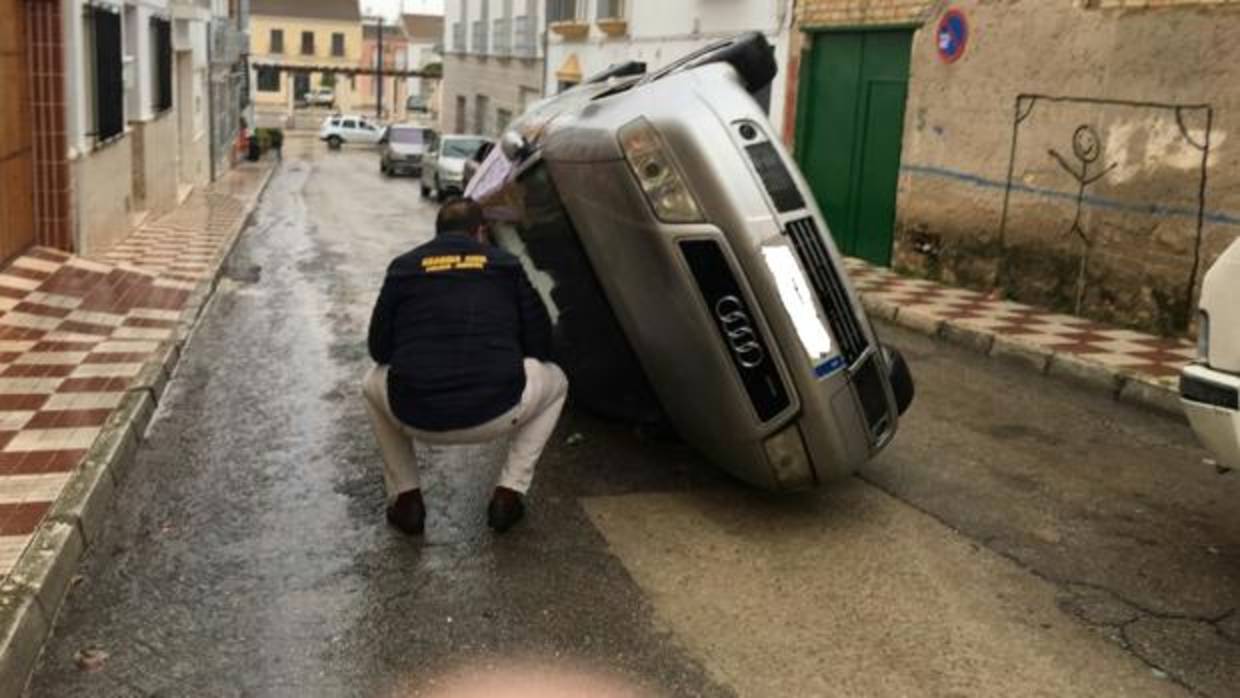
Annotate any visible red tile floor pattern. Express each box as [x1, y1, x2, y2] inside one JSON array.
[[842, 258, 1196, 386], [0, 163, 269, 579]]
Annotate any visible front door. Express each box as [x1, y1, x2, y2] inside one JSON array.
[[0, 0, 35, 261], [797, 29, 912, 267], [293, 72, 311, 102]]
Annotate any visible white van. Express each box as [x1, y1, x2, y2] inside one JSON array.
[[1181, 239, 1240, 469]]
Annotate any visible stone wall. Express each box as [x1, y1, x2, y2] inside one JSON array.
[[791, 0, 1240, 335], [798, 0, 937, 26], [74, 136, 133, 256], [441, 54, 542, 136]]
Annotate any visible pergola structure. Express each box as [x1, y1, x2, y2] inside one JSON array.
[[249, 62, 442, 80]]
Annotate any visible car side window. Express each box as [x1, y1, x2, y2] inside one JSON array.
[[330, 118, 341, 127], [342, 119, 356, 129], [362, 123, 376, 131]]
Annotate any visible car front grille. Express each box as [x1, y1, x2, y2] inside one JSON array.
[[784, 216, 870, 366], [680, 239, 791, 423]]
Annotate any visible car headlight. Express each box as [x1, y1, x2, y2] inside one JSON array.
[[1198, 310, 1210, 361], [618, 118, 703, 223]]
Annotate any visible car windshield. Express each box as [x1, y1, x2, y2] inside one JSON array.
[[443, 138, 487, 158], [389, 128, 425, 145]]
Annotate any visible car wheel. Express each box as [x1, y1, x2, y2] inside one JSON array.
[[420, 181, 430, 198], [380, 161, 389, 175], [327, 135, 342, 150], [434, 178, 446, 202], [884, 346, 915, 416]]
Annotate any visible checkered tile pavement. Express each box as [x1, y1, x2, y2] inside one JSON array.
[[842, 258, 1196, 388], [0, 163, 270, 580]]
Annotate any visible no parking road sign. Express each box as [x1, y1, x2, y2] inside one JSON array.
[[937, 8, 969, 64]]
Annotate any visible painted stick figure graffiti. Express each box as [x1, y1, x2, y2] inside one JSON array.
[[1048, 125, 1117, 314]]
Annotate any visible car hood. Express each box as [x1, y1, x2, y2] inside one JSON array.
[[389, 143, 425, 156]]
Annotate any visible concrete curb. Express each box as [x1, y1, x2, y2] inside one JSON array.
[[0, 160, 277, 695], [870, 291, 1185, 421]]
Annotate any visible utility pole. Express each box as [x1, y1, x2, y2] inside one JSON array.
[[376, 16, 384, 120]]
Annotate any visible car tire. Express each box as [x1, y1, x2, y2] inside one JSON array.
[[884, 346, 915, 416], [434, 178, 446, 202], [420, 182, 430, 198], [327, 135, 342, 150], [380, 161, 389, 176], [692, 32, 777, 94]]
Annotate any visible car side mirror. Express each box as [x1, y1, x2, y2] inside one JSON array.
[[500, 131, 530, 162]]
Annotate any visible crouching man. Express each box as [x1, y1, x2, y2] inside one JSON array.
[[362, 198, 568, 535]]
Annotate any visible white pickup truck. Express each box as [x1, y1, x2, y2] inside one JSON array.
[[1181, 238, 1240, 469]]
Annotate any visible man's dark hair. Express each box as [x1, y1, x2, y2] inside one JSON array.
[[436, 197, 484, 236]]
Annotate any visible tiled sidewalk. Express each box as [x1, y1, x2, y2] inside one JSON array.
[[842, 258, 1195, 397], [0, 163, 272, 580]]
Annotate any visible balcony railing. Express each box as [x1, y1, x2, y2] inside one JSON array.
[[492, 17, 512, 56], [451, 21, 466, 52], [547, 0, 582, 22], [597, 0, 625, 18], [471, 19, 488, 54], [513, 15, 537, 57]]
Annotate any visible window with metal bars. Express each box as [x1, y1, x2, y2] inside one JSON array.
[[547, 0, 581, 22], [151, 17, 173, 113], [597, 0, 626, 18], [92, 7, 125, 143]]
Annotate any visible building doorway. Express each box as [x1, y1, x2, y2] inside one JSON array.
[[0, 0, 36, 261], [293, 72, 311, 102], [796, 29, 912, 267]]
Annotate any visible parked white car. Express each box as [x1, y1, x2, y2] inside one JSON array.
[[304, 87, 335, 108], [319, 114, 385, 150], [1181, 238, 1240, 470]]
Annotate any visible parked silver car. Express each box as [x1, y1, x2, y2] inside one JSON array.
[[419, 133, 493, 201], [379, 124, 431, 177], [467, 33, 914, 491]]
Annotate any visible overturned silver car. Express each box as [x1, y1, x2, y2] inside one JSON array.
[[467, 33, 913, 491]]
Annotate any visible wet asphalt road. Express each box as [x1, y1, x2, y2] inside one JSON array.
[[26, 140, 1240, 697]]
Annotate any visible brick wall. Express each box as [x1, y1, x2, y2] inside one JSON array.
[[27, 0, 70, 252], [797, 0, 938, 27], [1093, 0, 1240, 7]]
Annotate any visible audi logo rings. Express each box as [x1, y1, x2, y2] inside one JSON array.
[[714, 295, 766, 369]]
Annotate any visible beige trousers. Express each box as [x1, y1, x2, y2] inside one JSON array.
[[362, 360, 568, 499]]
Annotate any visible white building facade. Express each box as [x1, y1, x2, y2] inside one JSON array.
[[544, 0, 795, 139], [441, 0, 544, 137], [401, 12, 444, 116], [61, 0, 241, 255]]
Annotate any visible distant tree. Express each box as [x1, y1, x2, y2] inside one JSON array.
[[320, 71, 337, 88], [422, 62, 442, 78]]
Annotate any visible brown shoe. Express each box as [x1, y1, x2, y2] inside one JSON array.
[[386, 489, 426, 535], [487, 487, 525, 533]]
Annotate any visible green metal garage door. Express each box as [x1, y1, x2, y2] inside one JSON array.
[[796, 29, 912, 267]]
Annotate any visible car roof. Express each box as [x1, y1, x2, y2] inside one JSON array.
[[441, 134, 490, 140]]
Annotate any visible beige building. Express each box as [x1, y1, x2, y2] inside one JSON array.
[[250, 0, 363, 117], [789, 0, 1240, 336], [441, 0, 543, 136]]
